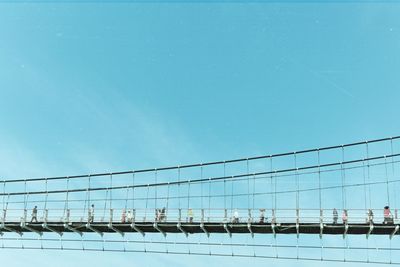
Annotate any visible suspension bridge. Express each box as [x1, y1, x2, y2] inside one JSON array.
[[1, 136, 400, 264]]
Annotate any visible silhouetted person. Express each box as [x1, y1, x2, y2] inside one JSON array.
[[31, 206, 38, 223], [89, 204, 95, 223], [384, 206, 393, 224], [259, 209, 266, 223], [155, 209, 160, 222], [367, 209, 374, 224], [342, 209, 348, 224], [188, 209, 194, 223], [156, 208, 164, 222], [333, 208, 338, 224]]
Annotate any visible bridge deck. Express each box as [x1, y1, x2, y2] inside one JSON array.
[[1, 222, 399, 236]]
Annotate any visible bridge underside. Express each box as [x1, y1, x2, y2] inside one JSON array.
[[1, 222, 399, 236]]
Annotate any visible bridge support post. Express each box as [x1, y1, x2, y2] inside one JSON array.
[[0, 210, 5, 236], [131, 209, 145, 236], [224, 209, 228, 223], [153, 209, 166, 237], [153, 222, 166, 237], [177, 209, 188, 237], [200, 209, 209, 237], [64, 223, 82, 236], [390, 225, 399, 239], [1, 225, 22, 236], [24, 209, 27, 223], [0, 209, 22, 236], [65, 209, 70, 224], [247, 222, 254, 237], [177, 222, 188, 237], [296, 209, 300, 238], [1, 224, 22, 236], [131, 224, 145, 236], [86, 218, 103, 237], [366, 223, 374, 239], [21, 210, 42, 236], [248, 209, 252, 223], [223, 223, 232, 237], [108, 209, 124, 237], [343, 223, 349, 239], [42, 209, 62, 236], [319, 209, 324, 239], [247, 209, 253, 237], [223, 209, 232, 237], [272, 209, 276, 238]]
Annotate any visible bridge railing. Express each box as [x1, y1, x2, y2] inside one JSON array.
[[1, 208, 399, 225]]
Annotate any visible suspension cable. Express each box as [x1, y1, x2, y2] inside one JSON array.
[[154, 170, 157, 211], [110, 174, 113, 212], [5, 236, 400, 251], [178, 167, 181, 211], [132, 172, 135, 211], [4, 175, 400, 205], [317, 149, 323, 261], [385, 156, 390, 206], [391, 139, 397, 214], [366, 143, 372, 209], [341, 146, 347, 262], [3, 136, 399, 184], [64, 177, 69, 220], [247, 159, 250, 214], [0, 245, 398, 265], [224, 162, 226, 211], [317, 150, 322, 211], [4, 153, 399, 197]]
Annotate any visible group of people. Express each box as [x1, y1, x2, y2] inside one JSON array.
[[155, 208, 167, 222], [120, 208, 134, 223], [332, 206, 395, 225], [232, 208, 266, 223], [26, 205, 397, 225], [154, 208, 194, 223]]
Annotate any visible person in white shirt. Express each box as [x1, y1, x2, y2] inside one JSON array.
[[89, 204, 95, 223], [127, 210, 133, 223], [233, 209, 239, 223]]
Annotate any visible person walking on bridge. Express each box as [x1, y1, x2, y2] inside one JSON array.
[[333, 208, 338, 224], [31, 206, 38, 223], [89, 204, 95, 223], [188, 208, 194, 223], [127, 210, 133, 223], [259, 209, 266, 223], [121, 209, 126, 223], [383, 206, 393, 224], [232, 209, 239, 223], [342, 209, 348, 224], [367, 209, 374, 224]]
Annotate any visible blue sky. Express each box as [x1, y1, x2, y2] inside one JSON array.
[[0, 1, 400, 266]]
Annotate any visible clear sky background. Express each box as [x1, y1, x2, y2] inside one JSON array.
[[0, 1, 400, 266]]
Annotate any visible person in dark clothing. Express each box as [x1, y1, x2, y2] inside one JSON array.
[[31, 206, 38, 223], [367, 209, 374, 224], [333, 208, 338, 224], [89, 204, 95, 223], [259, 209, 266, 223]]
